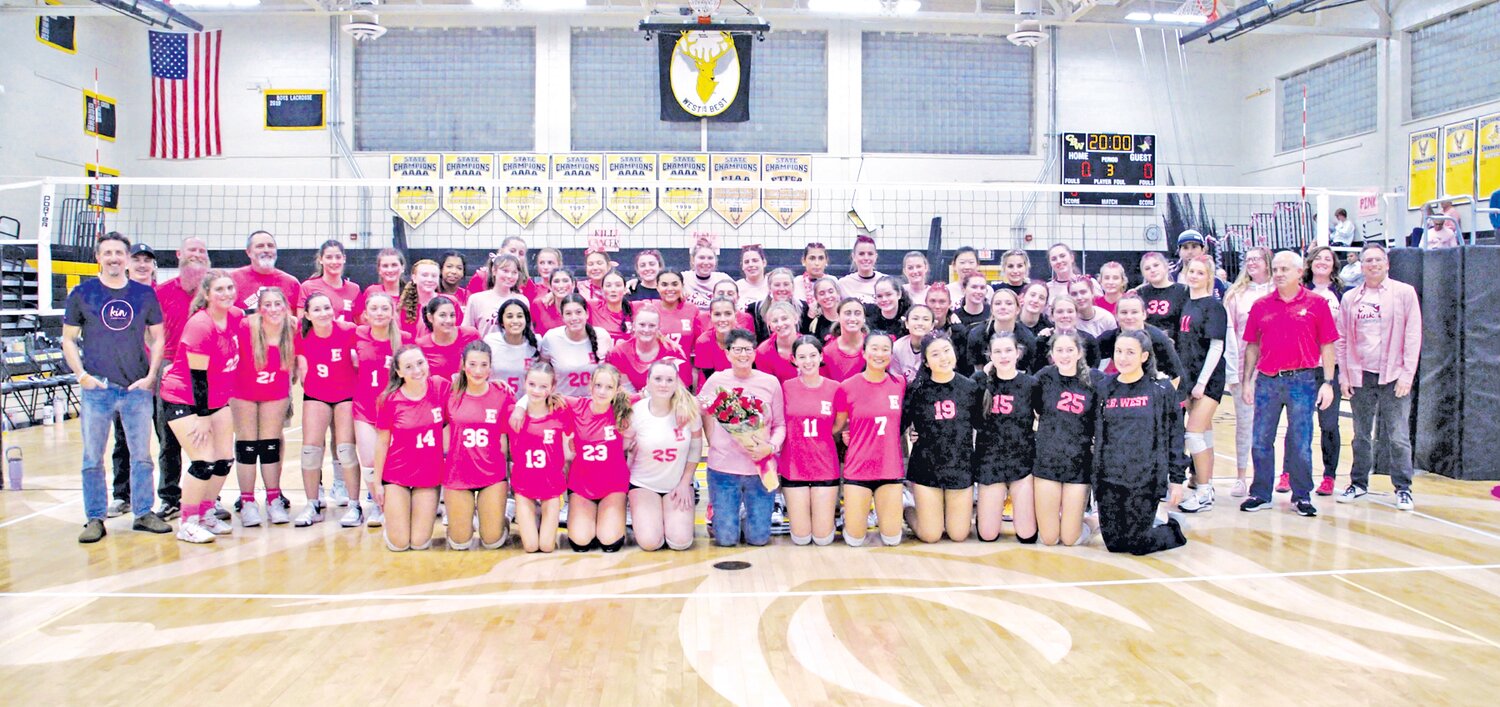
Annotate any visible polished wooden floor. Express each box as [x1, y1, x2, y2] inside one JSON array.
[[2, 404, 1498, 706]]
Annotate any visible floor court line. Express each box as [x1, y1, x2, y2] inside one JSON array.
[[0, 497, 78, 529], [1333, 575, 1500, 650], [4, 561, 1498, 604], [1367, 498, 1500, 542]]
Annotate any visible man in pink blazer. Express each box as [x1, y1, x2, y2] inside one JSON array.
[[1336, 243, 1423, 511]]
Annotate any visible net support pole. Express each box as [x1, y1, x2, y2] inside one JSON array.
[[36, 180, 56, 315]]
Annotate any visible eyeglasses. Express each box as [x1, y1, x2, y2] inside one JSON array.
[[728, 346, 756, 354]]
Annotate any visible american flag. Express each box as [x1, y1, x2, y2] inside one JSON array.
[[149, 29, 222, 159]]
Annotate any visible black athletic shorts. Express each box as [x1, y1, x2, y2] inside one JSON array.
[[163, 402, 224, 423], [779, 476, 840, 489], [842, 478, 903, 491], [304, 392, 353, 407]]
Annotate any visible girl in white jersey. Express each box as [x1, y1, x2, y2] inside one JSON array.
[[538, 293, 613, 396], [627, 360, 703, 552]]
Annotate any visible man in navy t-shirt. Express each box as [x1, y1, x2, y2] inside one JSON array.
[[62, 232, 172, 542]]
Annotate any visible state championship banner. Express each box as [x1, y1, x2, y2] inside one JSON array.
[[605, 153, 658, 229], [498, 154, 549, 228], [658, 153, 710, 228], [1442, 120, 1476, 202], [1407, 128, 1440, 210], [551, 154, 604, 229], [1480, 113, 1500, 202], [442, 153, 494, 229], [659, 31, 752, 122], [762, 154, 812, 229], [711, 154, 761, 228], [390, 153, 441, 229]]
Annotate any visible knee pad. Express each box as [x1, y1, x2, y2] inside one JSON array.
[[410, 538, 432, 551], [336, 444, 357, 469], [790, 533, 812, 546], [600, 538, 624, 553], [978, 532, 1001, 543], [362, 467, 375, 484], [1185, 431, 1213, 455], [211, 459, 233, 478], [812, 532, 835, 547], [384, 536, 409, 552], [235, 441, 259, 465], [446, 536, 474, 551], [880, 532, 903, 547], [665, 536, 693, 551], [258, 439, 282, 464], [843, 530, 866, 547], [570, 537, 597, 553], [300, 446, 324, 472], [1017, 531, 1038, 545], [188, 460, 214, 481]]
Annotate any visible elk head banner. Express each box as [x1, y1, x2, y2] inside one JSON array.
[[605, 153, 658, 228], [390, 154, 441, 228], [1442, 119, 1476, 202], [711, 154, 761, 228], [660, 31, 752, 121], [1407, 128, 1440, 211], [552, 154, 604, 229], [659, 153, 711, 227], [498, 153, 549, 228], [442, 153, 494, 229]]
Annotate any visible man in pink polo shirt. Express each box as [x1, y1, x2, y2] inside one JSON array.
[[1336, 243, 1422, 511], [231, 230, 301, 313], [1239, 250, 1339, 517]]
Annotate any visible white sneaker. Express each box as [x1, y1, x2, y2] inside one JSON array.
[[557, 499, 567, 528], [106, 499, 128, 518], [365, 504, 384, 528], [340, 504, 364, 528], [212, 500, 231, 521], [176, 519, 215, 544], [330, 478, 350, 507], [1178, 487, 1215, 514], [294, 501, 324, 527], [1395, 490, 1415, 511], [506, 497, 516, 522], [267, 496, 291, 525], [201, 512, 233, 535], [1336, 485, 1368, 504], [439, 501, 449, 526], [239, 501, 263, 528], [1231, 479, 1248, 498]]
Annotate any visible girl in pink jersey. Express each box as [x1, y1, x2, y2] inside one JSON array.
[[509, 363, 574, 553], [417, 295, 480, 383], [444, 341, 514, 551], [628, 360, 702, 552], [564, 364, 633, 552], [352, 248, 404, 324], [606, 308, 691, 392], [649, 271, 697, 353], [373, 345, 449, 551], [577, 249, 611, 303], [230, 287, 296, 528], [530, 268, 575, 336], [692, 296, 739, 386], [159, 271, 242, 543], [437, 251, 471, 308], [294, 293, 361, 528], [780, 336, 840, 546], [299, 240, 361, 320], [821, 297, 868, 382], [398, 260, 464, 339], [753, 301, 800, 381], [589, 269, 633, 338], [527, 246, 560, 301], [351, 292, 408, 529], [832, 332, 906, 547]]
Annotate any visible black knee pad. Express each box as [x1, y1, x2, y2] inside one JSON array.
[[235, 441, 258, 464], [211, 459, 233, 478], [188, 460, 214, 481], [258, 439, 282, 464], [1016, 532, 1039, 545], [600, 538, 624, 553], [978, 532, 1001, 543], [569, 537, 598, 553]]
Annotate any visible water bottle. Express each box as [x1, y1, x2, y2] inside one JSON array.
[[41, 400, 54, 426], [4, 447, 20, 490], [53, 396, 66, 423]]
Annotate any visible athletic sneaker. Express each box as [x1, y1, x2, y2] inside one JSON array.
[[78, 518, 106, 544], [1316, 477, 1336, 496], [1293, 499, 1318, 517], [556, 499, 567, 528], [366, 504, 384, 528], [330, 478, 350, 507], [1178, 486, 1215, 513], [1239, 497, 1272, 512], [1275, 473, 1291, 494], [106, 499, 128, 518], [158, 501, 181, 520], [176, 519, 215, 544], [132, 511, 172, 534], [1231, 479, 1248, 498], [770, 503, 790, 536], [1336, 485, 1367, 504], [505, 496, 516, 522], [340, 504, 364, 528], [239, 501, 262, 528], [201, 512, 233, 535], [267, 496, 291, 525], [440, 501, 449, 527], [294, 500, 324, 527], [213, 500, 231, 521], [1002, 497, 1014, 522], [1396, 490, 1415, 511]]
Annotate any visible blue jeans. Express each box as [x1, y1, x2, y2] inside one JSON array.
[[1251, 370, 1318, 502], [81, 385, 157, 520], [707, 468, 774, 546]]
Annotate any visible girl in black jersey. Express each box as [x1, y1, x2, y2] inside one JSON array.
[[1136, 252, 1190, 340], [1175, 256, 1228, 513], [1099, 293, 1183, 382], [972, 331, 1038, 543], [903, 333, 982, 543], [1094, 330, 1187, 555], [1033, 295, 1100, 372], [965, 287, 1038, 376], [1032, 333, 1106, 546]]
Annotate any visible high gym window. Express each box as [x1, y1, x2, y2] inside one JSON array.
[[861, 32, 1035, 156], [1409, 0, 1500, 120], [353, 27, 536, 152], [1277, 44, 1378, 153]]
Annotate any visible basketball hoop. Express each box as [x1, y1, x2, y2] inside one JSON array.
[[689, 0, 721, 24], [1182, 0, 1220, 22]]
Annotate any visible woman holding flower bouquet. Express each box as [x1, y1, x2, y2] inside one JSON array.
[[697, 329, 786, 547]]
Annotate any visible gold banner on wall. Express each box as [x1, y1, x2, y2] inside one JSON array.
[[389, 153, 441, 229], [1477, 113, 1500, 202], [498, 153, 549, 228], [1407, 129, 1440, 211], [551, 154, 604, 229], [762, 154, 812, 229], [711, 154, 761, 228], [658, 153, 710, 228], [605, 153, 658, 228], [441, 153, 494, 229], [1441, 119, 1477, 202]]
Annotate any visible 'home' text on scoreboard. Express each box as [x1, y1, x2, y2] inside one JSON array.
[[1060, 132, 1156, 208]]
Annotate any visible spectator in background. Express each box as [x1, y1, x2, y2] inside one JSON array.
[[1441, 200, 1463, 236], [1339, 251, 1364, 289], [1330, 208, 1357, 247], [1424, 218, 1460, 249], [1170, 230, 1227, 298]]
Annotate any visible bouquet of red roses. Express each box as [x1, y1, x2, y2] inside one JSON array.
[[707, 386, 779, 491]]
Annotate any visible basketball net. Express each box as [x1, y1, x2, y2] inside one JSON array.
[[1183, 0, 1220, 22], [689, 0, 721, 24]]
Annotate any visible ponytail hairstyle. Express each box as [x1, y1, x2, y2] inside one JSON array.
[[1115, 329, 1158, 381], [421, 294, 458, 335], [560, 293, 602, 362], [835, 296, 868, 338], [546, 268, 576, 305], [451, 340, 493, 405], [374, 247, 407, 287], [762, 300, 800, 339], [522, 361, 566, 413], [912, 329, 955, 390], [1048, 332, 1092, 392], [311, 239, 347, 281], [361, 291, 404, 352], [535, 246, 563, 280], [300, 292, 333, 338], [189, 269, 232, 314], [792, 334, 824, 361], [1115, 291, 1148, 331], [249, 287, 297, 379], [487, 253, 522, 291], [634, 249, 665, 285], [982, 330, 1023, 417], [500, 236, 531, 282], [708, 296, 739, 338], [497, 298, 539, 350], [589, 363, 634, 431], [758, 267, 801, 320], [849, 234, 878, 275], [437, 251, 467, 296], [806, 275, 845, 332], [601, 268, 633, 335], [647, 359, 699, 423], [376, 344, 425, 411], [400, 259, 440, 326], [873, 275, 911, 320]]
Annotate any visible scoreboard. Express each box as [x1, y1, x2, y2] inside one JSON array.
[[1060, 132, 1156, 207]]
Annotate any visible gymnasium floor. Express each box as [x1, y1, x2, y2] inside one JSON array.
[[2, 407, 1498, 705]]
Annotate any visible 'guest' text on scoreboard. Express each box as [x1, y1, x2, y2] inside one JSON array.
[[1060, 132, 1156, 208]]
